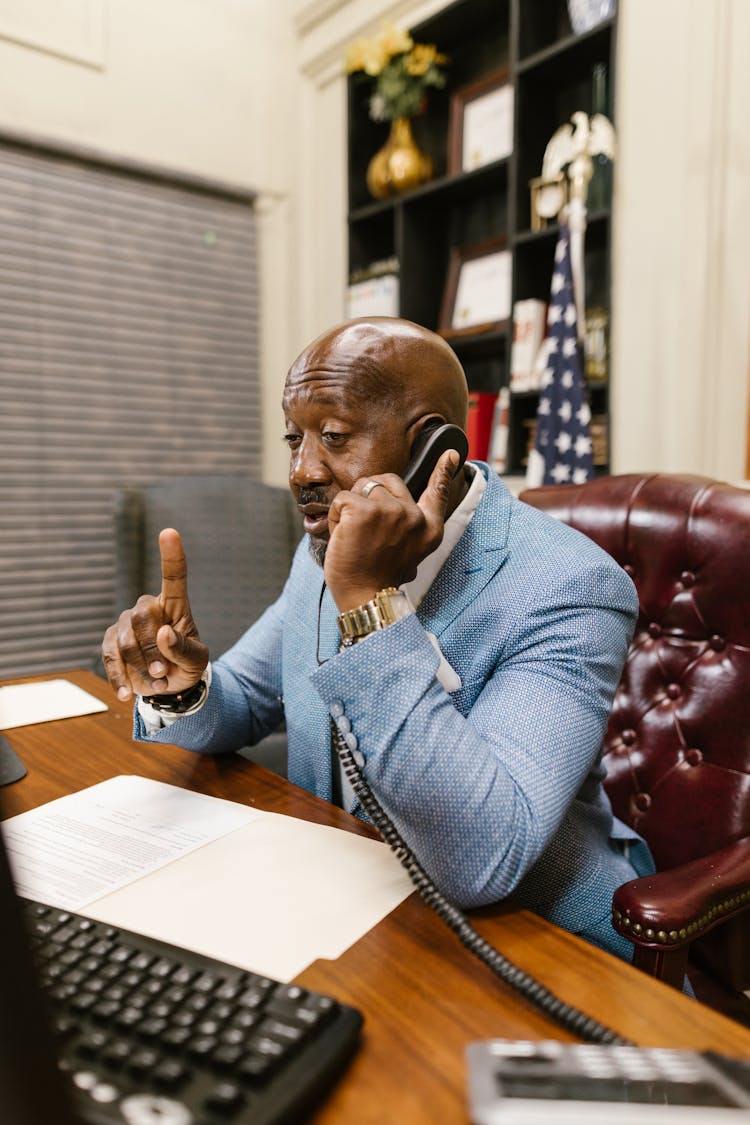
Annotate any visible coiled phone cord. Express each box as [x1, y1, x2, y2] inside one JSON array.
[[331, 722, 631, 1046]]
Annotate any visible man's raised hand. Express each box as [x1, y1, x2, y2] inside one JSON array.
[[101, 527, 209, 702]]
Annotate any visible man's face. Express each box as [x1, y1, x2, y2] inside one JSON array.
[[283, 374, 411, 563]]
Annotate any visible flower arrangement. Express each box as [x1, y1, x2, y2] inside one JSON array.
[[345, 22, 448, 123]]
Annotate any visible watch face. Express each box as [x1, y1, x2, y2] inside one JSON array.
[[536, 182, 565, 218]]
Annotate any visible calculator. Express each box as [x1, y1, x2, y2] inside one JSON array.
[[466, 1039, 750, 1124]]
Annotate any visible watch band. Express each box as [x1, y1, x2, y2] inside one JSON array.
[[142, 671, 208, 714], [336, 587, 414, 647]]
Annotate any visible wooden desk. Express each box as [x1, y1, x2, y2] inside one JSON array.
[[3, 669, 750, 1124]]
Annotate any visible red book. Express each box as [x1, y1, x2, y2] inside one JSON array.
[[466, 392, 498, 461]]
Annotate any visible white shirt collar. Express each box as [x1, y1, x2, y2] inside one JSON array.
[[402, 464, 486, 609]]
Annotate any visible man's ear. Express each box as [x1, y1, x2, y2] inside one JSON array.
[[405, 413, 446, 453]]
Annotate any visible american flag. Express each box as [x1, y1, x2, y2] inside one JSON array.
[[525, 222, 594, 487]]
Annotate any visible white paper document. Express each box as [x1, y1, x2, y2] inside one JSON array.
[[4, 775, 414, 981], [3, 775, 256, 909], [0, 678, 108, 729]]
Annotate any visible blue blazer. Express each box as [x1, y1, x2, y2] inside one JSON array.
[[136, 465, 652, 960]]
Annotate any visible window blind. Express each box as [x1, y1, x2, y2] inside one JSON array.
[[0, 137, 260, 678]]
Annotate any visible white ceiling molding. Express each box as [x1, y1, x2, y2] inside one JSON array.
[[0, 0, 106, 70]]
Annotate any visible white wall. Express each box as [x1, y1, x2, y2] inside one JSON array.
[[0, 0, 293, 192], [0, 0, 301, 483]]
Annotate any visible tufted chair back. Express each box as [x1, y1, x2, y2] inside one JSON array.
[[519, 473, 750, 1016]]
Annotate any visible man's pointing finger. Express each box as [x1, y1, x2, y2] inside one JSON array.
[[158, 527, 189, 609]]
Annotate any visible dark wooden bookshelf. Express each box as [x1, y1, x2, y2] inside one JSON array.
[[346, 0, 617, 475]]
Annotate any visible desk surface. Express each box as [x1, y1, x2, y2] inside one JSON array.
[[3, 669, 750, 1124]]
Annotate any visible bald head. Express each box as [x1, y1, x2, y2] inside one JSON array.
[[285, 317, 469, 430]]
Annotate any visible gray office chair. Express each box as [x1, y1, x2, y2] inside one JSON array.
[[113, 473, 302, 776]]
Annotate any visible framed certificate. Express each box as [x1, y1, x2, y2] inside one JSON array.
[[448, 70, 513, 175], [439, 239, 511, 337]]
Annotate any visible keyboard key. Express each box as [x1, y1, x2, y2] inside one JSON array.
[[152, 1057, 189, 1089], [129, 952, 155, 971], [290, 1006, 324, 1029], [115, 1007, 143, 1029], [101, 1039, 132, 1066], [137, 1017, 168, 1039], [161, 1027, 191, 1049], [171, 966, 196, 986], [89, 939, 117, 958], [92, 999, 120, 1021], [205, 1081, 244, 1114], [109, 945, 133, 964], [70, 932, 96, 951], [53, 1014, 79, 1039], [238, 987, 268, 1009], [187, 993, 210, 1012], [70, 993, 97, 1013], [231, 1009, 260, 1031], [261, 1019, 306, 1046], [251, 1036, 287, 1060], [193, 971, 222, 993], [212, 1044, 244, 1069], [187, 1036, 218, 1058], [76, 1030, 110, 1058], [207, 1001, 235, 1022], [171, 1009, 197, 1029], [237, 1054, 274, 1082], [149, 958, 177, 979], [128, 1047, 161, 1075]]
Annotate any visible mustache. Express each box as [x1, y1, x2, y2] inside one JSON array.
[[297, 487, 331, 506]]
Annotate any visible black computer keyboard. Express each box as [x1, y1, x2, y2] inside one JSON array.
[[23, 900, 363, 1125]]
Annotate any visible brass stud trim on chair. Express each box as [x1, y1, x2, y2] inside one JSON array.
[[613, 886, 750, 947]]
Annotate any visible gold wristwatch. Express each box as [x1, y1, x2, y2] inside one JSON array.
[[336, 587, 414, 647]]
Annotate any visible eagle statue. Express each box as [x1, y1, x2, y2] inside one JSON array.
[[542, 110, 616, 200]]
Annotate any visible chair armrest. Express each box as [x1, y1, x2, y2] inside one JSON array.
[[612, 836, 750, 951]]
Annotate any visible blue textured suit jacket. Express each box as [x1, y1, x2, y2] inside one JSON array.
[[135, 464, 653, 960]]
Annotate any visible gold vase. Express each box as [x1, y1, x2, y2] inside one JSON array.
[[366, 117, 433, 201]]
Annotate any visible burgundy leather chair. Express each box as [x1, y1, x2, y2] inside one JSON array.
[[519, 473, 750, 1022]]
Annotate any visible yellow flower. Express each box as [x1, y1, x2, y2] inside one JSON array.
[[360, 39, 390, 76], [344, 38, 368, 74], [346, 37, 386, 75], [405, 44, 446, 76], [346, 23, 414, 75], [377, 21, 413, 61]]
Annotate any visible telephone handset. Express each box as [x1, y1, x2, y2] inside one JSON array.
[[403, 423, 469, 500]]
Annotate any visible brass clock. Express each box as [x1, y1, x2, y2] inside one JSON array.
[[529, 173, 568, 231]]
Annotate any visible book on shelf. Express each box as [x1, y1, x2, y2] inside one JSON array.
[[510, 299, 547, 392], [488, 386, 510, 475], [346, 256, 400, 320], [346, 273, 400, 320], [466, 391, 498, 462], [584, 306, 609, 382]]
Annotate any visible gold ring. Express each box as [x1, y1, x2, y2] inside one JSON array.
[[362, 480, 385, 498]]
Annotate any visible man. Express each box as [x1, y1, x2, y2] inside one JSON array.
[[102, 316, 652, 961]]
